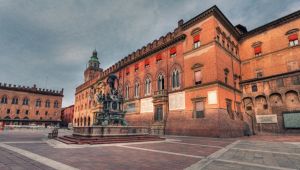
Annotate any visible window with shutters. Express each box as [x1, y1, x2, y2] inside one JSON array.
[[1, 96, 8, 104], [193, 34, 201, 49], [12, 97, 18, 105], [254, 46, 262, 57], [23, 98, 29, 105], [288, 34, 299, 47], [170, 47, 177, 57], [134, 63, 139, 72], [251, 84, 258, 92], [194, 70, 202, 85], [194, 101, 204, 118], [36, 99, 41, 107], [156, 54, 162, 63]]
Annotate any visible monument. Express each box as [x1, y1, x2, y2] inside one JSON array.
[[57, 75, 163, 144]]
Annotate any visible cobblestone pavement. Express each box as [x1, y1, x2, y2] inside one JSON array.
[[0, 129, 299, 170]]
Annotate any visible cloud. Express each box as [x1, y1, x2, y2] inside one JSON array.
[[0, 0, 299, 107]]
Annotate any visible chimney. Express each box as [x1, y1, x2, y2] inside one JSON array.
[[178, 19, 184, 27]]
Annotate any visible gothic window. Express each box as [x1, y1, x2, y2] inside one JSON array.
[[23, 98, 29, 105], [194, 70, 202, 85], [172, 69, 180, 89], [12, 97, 18, 104], [45, 100, 50, 108], [157, 74, 165, 91], [36, 99, 41, 107], [54, 101, 59, 108], [145, 78, 151, 96], [134, 82, 140, 98], [1, 96, 7, 104], [25, 110, 29, 115], [125, 84, 130, 99], [6, 109, 10, 114], [16, 109, 20, 114]]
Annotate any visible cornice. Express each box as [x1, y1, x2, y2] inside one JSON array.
[[240, 9, 300, 41]]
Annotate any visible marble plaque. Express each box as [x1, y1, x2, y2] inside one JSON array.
[[256, 115, 278, 124], [169, 92, 185, 110], [208, 90, 218, 104], [140, 97, 153, 113]]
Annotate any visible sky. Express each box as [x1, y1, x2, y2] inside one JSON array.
[[0, 0, 299, 107]]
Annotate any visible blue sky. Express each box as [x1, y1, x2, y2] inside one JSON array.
[[0, 0, 299, 107]]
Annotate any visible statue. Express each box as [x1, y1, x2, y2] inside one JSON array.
[[95, 74, 127, 126]]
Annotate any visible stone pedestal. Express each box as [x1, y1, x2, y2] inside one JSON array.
[[73, 126, 151, 137]]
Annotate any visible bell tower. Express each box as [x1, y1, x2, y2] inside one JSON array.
[[84, 50, 103, 82]]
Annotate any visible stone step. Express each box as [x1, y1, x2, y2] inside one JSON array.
[[56, 135, 164, 145]]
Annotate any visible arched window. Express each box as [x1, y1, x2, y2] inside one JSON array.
[[12, 97, 18, 104], [125, 84, 130, 99], [54, 101, 59, 108], [45, 100, 50, 108], [23, 98, 29, 105], [84, 117, 86, 126], [157, 74, 165, 91], [172, 69, 180, 89], [36, 99, 41, 107], [134, 82, 140, 98], [1, 96, 8, 104], [145, 78, 151, 96]]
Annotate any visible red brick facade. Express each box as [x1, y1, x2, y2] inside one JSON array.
[[0, 83, 63, 126], [61, 105, 74, 126], [74, 6, 300, 137]]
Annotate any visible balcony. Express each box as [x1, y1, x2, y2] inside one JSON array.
[[153, 90, 168, 103]]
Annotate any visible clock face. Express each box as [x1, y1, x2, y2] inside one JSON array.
[[112, 102, 118, 110]]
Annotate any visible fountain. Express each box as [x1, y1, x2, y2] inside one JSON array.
[[57, 74, 163, 144]]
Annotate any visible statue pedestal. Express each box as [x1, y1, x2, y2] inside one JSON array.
[[72, 126, 151, 137], [56, 126, 164, 145]]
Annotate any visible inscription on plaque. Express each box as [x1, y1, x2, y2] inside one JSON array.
[[169, 92, 185, 110], [256, 115, 278, 123], [208, 90, 218, 104], [141, 98, 153, 113]]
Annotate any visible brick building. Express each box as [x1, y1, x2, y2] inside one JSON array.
[[61, 105, 74, 127], [74, 6, 300, 137], [0, 83, 63, 126]]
